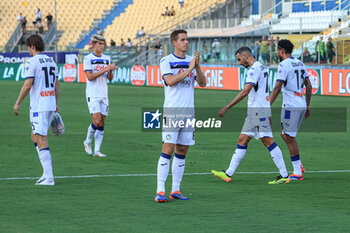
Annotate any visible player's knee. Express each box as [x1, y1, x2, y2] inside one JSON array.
[[237, 137, 247, 146], [176, 148, 187, 155]]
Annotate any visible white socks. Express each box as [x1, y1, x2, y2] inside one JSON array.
[[156, 153, 186, 194], [38, 148, 53, 178], [157, 153, 171, 193], [226, 144, 247, 177], [171, 154, 186, 193], [86, 123, 105, 153], [86, 123, 97, 143], [94, 127, 104, 153], [291, 154, 302, 175], [268, 142, 288, 178]]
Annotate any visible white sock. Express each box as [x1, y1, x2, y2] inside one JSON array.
[[86, 123, 97, 143], [94, 127, 104, 153], [157, 153, 171, 193], [291, 154, 302, 175], [38, 148, 53, 178], [171, 153, 186, 193], [226, 144, 247, 177], [268, 142, 288, 177]]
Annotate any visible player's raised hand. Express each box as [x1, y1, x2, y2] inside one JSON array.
[[305, 106, 311, 119], [13, 103, 20, 116], [194, 51, 200, 66], [110, 62, 118, 71], [218, 106, 229, 118], [189, 57, 196, 71]]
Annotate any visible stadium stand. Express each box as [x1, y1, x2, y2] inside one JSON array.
[[0, 0, 115, 48], [271, 10, 347, 33], [101, 0, 227, 49]]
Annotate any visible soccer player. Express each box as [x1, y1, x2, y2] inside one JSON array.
[[270, 39, 312, 182], [83, 34, 118, 157], [13, 35, 59, 185], [155, 29, 206, 202], [211, 47, 289, 184]]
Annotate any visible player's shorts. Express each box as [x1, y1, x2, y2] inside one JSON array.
[[162, 115, 195, 146], [87, 97, 109, 116], [30, 111, 54, 136], [281, 107, 306, 138], [241, 116, 273, 140]]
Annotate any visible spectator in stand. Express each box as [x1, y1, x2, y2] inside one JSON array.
[[302, 47, 312, 63], [154, 41, 162, 49], [120, 38, 125, 46], [179, 0, 184, 8], [260, 36, 269, 64], [268, 35, 277, 63], [136, 27, 145, 38], [110, 39, 116, 47], [315, 36, 326, 62], [97, 27, 103, 36], [169, 6, 176, 16], [161, 7, 170, 16], [35, 8, 42, 24], [253, 40, 261, 60], [46, 13, 53, 29], [212, 39, 221, 62], [17, 13, 24, 23], [21, 16, 27, 32], [326, 37, 335, 64], [127, 38, 132, 47]]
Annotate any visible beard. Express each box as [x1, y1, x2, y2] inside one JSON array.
[[278, 55, 284, 62]]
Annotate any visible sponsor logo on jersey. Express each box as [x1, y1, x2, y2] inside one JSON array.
[[40, 91, 55, 97], [94, 64, 106, 72]]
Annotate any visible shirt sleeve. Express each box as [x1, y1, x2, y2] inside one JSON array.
[[160, 57, 172, 79], [83, 56, 92, 72], [245, 67, 259, 86], [24, 59, 35, 79], [276, 63, 287, 83]]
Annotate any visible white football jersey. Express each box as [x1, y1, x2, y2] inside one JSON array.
[[83, 53, 110, 98], [245, 61, 271, 117], [277, 57, 309, 108], [160, 53, 197, 108], [24, 53, 58, 112]]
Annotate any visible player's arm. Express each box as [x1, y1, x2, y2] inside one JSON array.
[[13, 78, 33, 115], [218, 84, 254, 117], [163, 58, 196, 87], [194, 51, 206, 87], [270, 81, 283, 105], [304, 78, 312, 119], [55, 78, 60, 112]]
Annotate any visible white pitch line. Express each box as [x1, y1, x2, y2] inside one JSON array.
[[0, 170, 350, 181]]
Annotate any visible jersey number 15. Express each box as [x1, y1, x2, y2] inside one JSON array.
[[42, 67, 56, 88]]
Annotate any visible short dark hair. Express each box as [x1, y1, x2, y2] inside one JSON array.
[[278, 39, 294, 54], [25, 34, 44, 52], [170, 29, 187, 42], [235, 47, 252, 56]]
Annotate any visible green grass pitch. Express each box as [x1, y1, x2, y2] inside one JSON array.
[[1, 80, 349, 233]]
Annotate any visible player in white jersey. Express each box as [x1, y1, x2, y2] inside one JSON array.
[[13, 35, 60, 185], [83, 34, 118, 158], [155, 29, 206, 202], [270, 39, 312, 182], [211, 47, 289, 185]]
